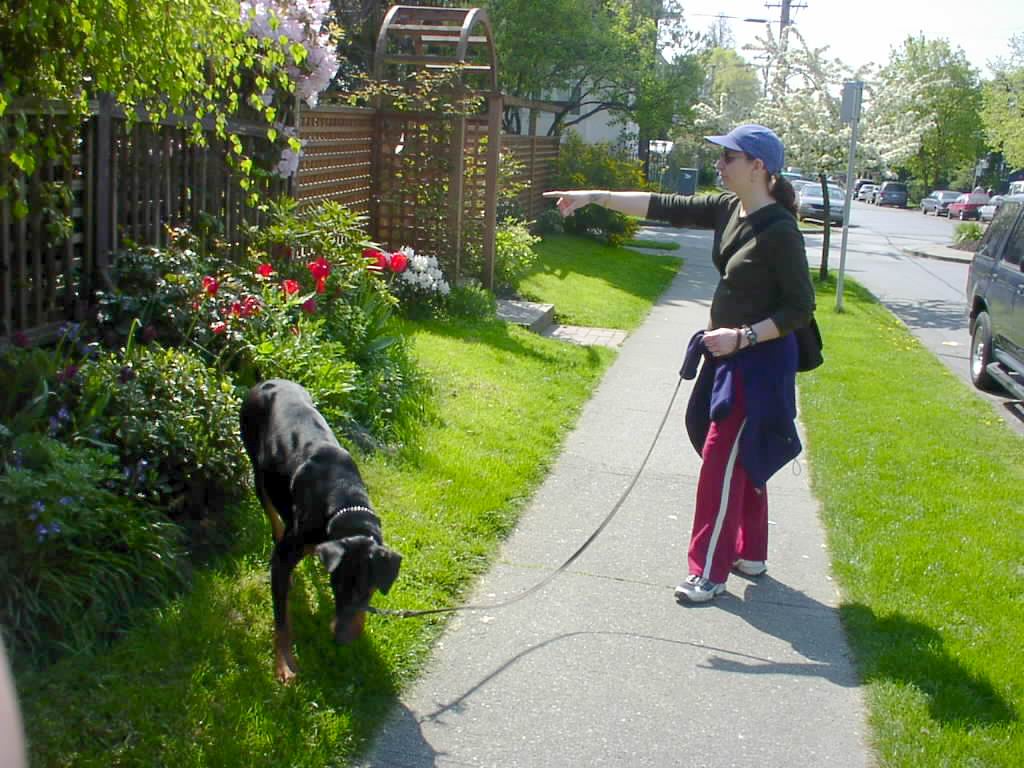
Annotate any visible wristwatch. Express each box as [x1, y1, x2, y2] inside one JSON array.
[[741, 325, 758, 347]]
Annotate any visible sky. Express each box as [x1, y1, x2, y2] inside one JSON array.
[[678, 0, 1024, 77]]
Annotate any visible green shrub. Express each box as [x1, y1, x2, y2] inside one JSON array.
[[954, 221, 984, 244], [533, 208, 564, 235], [495, 218, 540, 290], [0, 434, 184, 661], [556, 130, 646, 244], [74, 345, 249, 530], [448, 280, 497, 320]]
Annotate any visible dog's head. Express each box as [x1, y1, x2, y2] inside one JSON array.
[[316, 535, 402, 644]]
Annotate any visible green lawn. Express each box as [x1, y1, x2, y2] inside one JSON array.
[[519, 233, 681, 328], [801, 277, 1024, 767], [18, 236, 680, 767]]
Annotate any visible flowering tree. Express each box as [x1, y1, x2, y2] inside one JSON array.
[[0, 0, 340, 214]]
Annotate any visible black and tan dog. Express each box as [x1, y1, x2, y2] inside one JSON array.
[[240, 379, 402, 683]]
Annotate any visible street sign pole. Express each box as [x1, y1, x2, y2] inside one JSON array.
[[836, 81, 863, 313]]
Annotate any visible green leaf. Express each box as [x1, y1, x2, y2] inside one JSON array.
[[266, 128, 277, 143], [11, 149, 36, 175], [288, 137, 301, 153]]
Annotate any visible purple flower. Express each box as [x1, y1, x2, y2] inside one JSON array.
[[60, 322, 81, 341], [48, 416, 61, 435], [57, 406, 71, 422], [118, 365, 136, 384], [35, 523, 48, 543], [11, 331, 31, 348], [32, 501, 45, 513], [59, 496, 73, 506], [10, 449, 23, 468], [49, 522, 61, 535]]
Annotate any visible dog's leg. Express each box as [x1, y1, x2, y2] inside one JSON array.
[[270, 539, 304, 683], [255, 477, 287, 543]]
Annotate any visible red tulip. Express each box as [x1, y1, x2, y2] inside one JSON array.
[[389, 252, 409, 273], [202, 276, 219, 296], [257, 263, 275, 278], [282, 279, 300, 296], [308, 257, 331, 281], [211, 321, 227, 334]]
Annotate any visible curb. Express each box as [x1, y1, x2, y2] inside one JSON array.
[[900, 246, 973, 265]]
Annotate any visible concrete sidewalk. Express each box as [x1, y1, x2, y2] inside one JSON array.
[[360, 232, 872, 768]]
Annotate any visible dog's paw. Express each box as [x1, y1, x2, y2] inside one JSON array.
[[275, 651, 299, 684]]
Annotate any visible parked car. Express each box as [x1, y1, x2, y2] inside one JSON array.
[[856, 183, 877, 202], [948, 190, 989, 220], [797, 184, 845, 225], [920, 190, 960, 216], [874, 181, 908, 208], [852, 178, 875, 197], [966, 194, 1024, 395], [979, 195, 1005, 222], [791, 178, 813, 196]]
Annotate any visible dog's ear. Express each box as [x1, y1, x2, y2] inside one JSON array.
[[316, 540, 347, 574], [369, 545, 402, 595]]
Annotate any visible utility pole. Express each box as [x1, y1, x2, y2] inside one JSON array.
[[766, 0, 806, 37]]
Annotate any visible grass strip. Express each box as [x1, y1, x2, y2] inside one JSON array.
[[519, 233, 681, 328], [801, 276, 1024, 767], [623, 238, 681, 251], [18, 237, 679, 767]]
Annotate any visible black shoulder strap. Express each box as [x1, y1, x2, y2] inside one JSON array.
[[718, 209, 792, 264]]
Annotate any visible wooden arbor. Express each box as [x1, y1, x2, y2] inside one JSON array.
[[372, 5, 501, 288]]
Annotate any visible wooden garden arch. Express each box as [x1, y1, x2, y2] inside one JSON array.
[[373, 5, 501, 288]]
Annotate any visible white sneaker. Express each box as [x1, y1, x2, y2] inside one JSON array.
[[674, 574, 725, 603], [732, 559, 768, 577]]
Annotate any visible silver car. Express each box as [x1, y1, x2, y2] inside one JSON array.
[[798, 184, 845, 225]]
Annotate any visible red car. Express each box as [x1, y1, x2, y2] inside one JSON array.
[[947, 192, 989, 221]]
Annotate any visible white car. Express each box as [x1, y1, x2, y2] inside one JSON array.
[[857, 184, 877, 202], [979, 195, 1004, 222]]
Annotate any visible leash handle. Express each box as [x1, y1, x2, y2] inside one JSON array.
[[368, 376, 685, 620]]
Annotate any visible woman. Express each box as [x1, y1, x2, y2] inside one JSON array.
[[543, 124, 815, 603]]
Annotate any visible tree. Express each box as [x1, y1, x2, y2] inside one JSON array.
[[881, 36, 985, 191], [981, 34, 1024, 169], [484, 0, 702, 146]]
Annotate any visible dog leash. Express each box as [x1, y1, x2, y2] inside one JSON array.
[[367, 375, 685, 620]]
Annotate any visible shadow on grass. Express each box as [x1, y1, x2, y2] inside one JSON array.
[[705, 576, 1015, 727], [840, 602, 1017, 727]]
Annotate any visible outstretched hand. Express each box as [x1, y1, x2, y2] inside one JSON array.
[[542, 190, 605, 218]]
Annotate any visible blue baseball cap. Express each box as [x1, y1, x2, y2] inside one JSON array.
[[705, 124, 785, 175]]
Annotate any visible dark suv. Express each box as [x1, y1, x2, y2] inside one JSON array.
[[966, 194, 1024, 395], [874, 181, 908, 208]]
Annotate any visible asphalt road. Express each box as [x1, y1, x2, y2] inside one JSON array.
[[803, 199, 1024, 434]]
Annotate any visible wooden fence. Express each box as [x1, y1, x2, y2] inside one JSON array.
[[2, 99, 560, 345]]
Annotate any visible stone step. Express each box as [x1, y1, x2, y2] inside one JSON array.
[[495, 298, 554, 333]]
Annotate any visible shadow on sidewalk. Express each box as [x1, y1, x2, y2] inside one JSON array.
[[707, 577, 1016, 726]]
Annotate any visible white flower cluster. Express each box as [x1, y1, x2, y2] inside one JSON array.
[[398, 247, 451, 296], [240, 0, 340, 108]]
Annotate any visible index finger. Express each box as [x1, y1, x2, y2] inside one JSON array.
[[541, 191, 567, 198]]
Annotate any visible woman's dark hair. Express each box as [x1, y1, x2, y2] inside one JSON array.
[[769, 174, 798, 217]]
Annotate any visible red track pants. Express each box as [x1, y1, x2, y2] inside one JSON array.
[[687, 372, 768, 584]]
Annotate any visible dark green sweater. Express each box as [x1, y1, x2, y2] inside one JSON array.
[[647, 192, 815, 334]]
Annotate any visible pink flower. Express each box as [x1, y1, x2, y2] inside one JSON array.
[[211, 321, 227, 335], [389, 252, 409, 273], [202, 276, 219, 297], [282, 279, 300, 296], [257, 263, 275, 278], [301, 297, 317, 314]]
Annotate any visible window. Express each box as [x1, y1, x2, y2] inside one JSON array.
[[983, 201, 1022, 262]]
